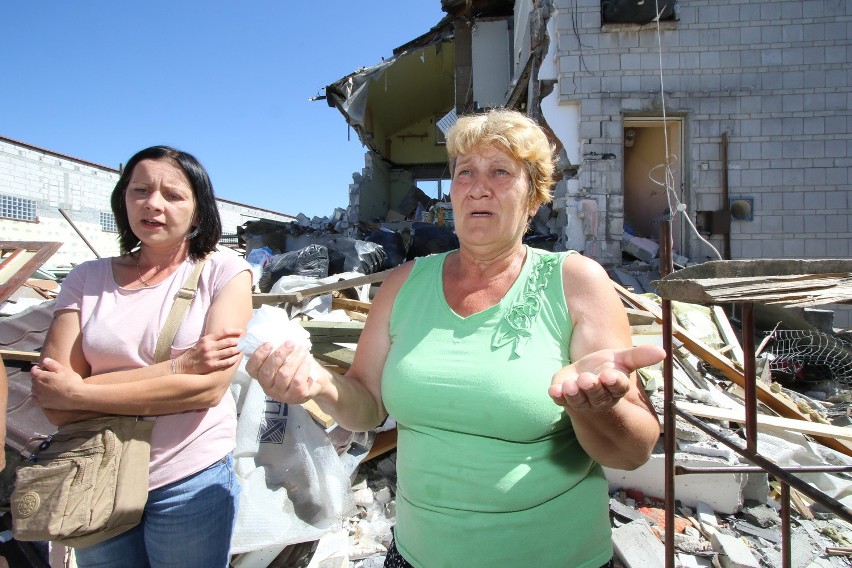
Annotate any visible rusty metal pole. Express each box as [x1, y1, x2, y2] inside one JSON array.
[[742, 303, 757, 452], [781, 483, 791, 568], [660, 218, 675, 568]]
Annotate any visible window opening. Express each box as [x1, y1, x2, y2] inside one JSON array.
[[0, 195, 38, 222]]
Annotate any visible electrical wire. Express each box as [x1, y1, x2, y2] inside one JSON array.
[[652, 0, 722, 260]]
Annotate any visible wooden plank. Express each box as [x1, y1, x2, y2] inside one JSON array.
[[611, 281, 852, 458], [302, 399, 335, 429], [365, 429, 398, 462], [676, 401, 852, 442], [252, 269, 392, 307], [312, 343, 355, 368], [331, 296, 372, 314], [0, 349, 40, 363], [711, 306, 744, 366], [300, 320, 364, 343]]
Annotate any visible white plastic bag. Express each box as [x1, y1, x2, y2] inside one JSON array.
[[230, 308, 354, 555]]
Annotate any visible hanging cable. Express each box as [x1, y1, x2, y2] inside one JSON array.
[[652, 0, 722, 260]]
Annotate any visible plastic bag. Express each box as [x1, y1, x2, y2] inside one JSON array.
[[406, 222, 459, 260], [365, 229, 406, 270], [324, 237, 387, 276], [236, 305, 311, 359], [230, 308, 354, 555], [259, 244, 329, 293], [245, 246, 274, 291]]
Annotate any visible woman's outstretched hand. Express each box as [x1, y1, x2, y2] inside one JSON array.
[[548, 344, 665, 412]]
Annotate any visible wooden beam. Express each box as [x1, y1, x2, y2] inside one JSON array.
[[676, 401, 852, 442], [364, 429, 398, 462], [0, 349, 40, 363], [300, 320, 364, 343], [312, 343, 355, 368], [331, 296, 372, 314], [252, 269, 391, 307], [302, 400, 335, 429], [0, 242, 63, 304]]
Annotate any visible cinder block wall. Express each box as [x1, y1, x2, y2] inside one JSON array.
[[0, 138, 122, 268], [551, 0, 851, 327]]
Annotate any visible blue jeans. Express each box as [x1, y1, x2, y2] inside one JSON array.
[[75, 455, 240, 568]]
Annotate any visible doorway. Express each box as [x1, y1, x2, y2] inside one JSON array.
[[623, 117, 685, 255]]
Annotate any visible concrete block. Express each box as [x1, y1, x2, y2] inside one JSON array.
[[622, 234, 659, 262], [710, 533, 760, 568], [695, 501, 719, 531], [675, 553, 714, 567], [612, 519, 665, 568], [605, 453, 746, 514]]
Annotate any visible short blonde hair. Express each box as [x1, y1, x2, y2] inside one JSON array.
[[446, 109, 556, 208]]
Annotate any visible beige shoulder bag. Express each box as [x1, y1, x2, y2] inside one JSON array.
[[11, 257, 207, 548]]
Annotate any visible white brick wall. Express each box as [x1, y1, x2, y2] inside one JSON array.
[[550, 0, 851, 327]]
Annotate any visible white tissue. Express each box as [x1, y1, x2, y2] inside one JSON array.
[[237, 304, 312, 357]]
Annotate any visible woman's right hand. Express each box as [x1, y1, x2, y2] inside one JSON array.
[[175, 328, 244, 375], [244, 341, 326, 404]]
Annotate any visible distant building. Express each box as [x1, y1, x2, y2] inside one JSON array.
[[0, 136, 294, 269]]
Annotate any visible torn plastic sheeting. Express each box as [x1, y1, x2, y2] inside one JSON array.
[[325, 59, 394, 129], [259, 244, 330, 293]]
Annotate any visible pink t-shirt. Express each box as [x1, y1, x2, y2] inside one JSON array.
[[55, 250, 250, 489]]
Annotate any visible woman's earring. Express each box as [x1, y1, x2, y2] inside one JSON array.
[[186, 226, 200, 240]]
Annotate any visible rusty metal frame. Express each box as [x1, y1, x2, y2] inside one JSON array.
[[658, 219, 852, 568]]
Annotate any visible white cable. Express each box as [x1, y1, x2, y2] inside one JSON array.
[[652, 0, 722, 260]]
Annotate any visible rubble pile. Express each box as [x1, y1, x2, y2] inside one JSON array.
[[2, 240, 852, 568]]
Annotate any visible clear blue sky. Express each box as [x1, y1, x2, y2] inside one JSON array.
[[2, 1, 447, 218]]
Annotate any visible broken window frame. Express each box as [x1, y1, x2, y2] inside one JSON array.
[[0, 241, 63, 304]]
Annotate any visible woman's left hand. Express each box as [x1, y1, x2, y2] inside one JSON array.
[[30, 357, 86, 410], [548, 344, 665, 412]]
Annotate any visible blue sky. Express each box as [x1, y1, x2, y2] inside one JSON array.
[[2, 1, 446, 218]]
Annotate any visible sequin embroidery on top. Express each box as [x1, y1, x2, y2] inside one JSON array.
[[491, 253, 559, 358]]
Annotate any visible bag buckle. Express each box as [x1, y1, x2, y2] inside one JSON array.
[[22, 435, 53, 462]]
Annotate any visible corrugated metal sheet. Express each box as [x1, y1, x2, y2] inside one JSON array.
[[2, 301, 57, 452]]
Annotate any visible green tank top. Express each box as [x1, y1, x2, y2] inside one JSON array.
[[383, 247, 612, 568]]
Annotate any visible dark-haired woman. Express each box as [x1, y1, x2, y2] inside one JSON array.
[[31, 146, 252, 567]]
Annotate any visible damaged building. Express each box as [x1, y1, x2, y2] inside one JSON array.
[[2, 1, 852, 566], [317, 0, 851, 327]]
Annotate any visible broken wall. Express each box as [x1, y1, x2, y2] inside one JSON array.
[[539, 0, 852, 327], [348, 153, 419, 225]]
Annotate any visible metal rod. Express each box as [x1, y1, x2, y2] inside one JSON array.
[[676, 465, 852, 474], [742, 302, 757, 451], [781, 483, 791, 568], [58, 207, 101, 258], [721, 131, 730, 260], [660, 218, 675, 568]]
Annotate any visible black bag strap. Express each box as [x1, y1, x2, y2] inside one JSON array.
[[153, 257, 208, 364]]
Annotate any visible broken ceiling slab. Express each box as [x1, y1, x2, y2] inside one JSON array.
[[324, 22, 455, 164], [654, 259, 852, 307]]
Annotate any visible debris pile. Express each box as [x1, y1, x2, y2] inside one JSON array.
[[2, 241, 851, 568]]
